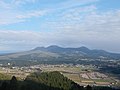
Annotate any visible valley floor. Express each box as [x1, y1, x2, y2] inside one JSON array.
[[0, 64, 120, 88]]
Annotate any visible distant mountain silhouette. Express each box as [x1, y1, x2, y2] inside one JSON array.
[[32, 45, 120, 59], [0, 45, 120, 62]]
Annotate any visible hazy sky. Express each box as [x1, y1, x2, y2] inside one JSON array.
[[0, 0, 120, 53]]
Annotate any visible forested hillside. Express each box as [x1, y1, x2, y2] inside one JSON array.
[[0, 71, 118, 90]]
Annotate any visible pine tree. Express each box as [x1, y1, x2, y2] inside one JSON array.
[[10, 76, 18, 90], [86, 85, 92, 90]]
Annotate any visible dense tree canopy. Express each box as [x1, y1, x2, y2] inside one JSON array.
[[0, 72, 118, 90]]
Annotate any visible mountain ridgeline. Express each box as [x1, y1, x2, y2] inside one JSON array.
[[0, 45, 120, 66], [33, 45, 120, 59]]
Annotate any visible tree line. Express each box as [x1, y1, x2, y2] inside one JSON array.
[[0, 71, 118, 90]]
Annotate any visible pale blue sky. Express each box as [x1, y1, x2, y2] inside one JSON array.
[[0, 0, 120, 53]]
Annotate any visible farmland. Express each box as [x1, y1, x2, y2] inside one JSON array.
[[39, 64, 120, 87], [0, 64, 119, 88]]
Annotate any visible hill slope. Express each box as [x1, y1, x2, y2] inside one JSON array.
[[0, 45, 120, 64], [0, 71, 117, 90]]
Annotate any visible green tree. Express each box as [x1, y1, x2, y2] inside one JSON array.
[[1, 82, 9, 90], [10, 76, 18, 90], [86, 85, 92, 90]]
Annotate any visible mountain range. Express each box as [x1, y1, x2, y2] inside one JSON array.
[[0, 45, 120, 62]]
